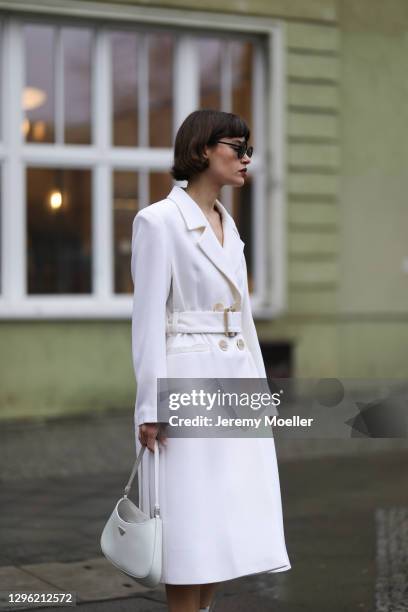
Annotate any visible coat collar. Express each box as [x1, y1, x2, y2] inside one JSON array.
[[166, 185, 245, 305]]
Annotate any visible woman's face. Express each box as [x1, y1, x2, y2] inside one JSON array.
[[204, 136, 251, 188]]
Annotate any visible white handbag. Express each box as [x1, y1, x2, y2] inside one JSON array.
[[100, 440, 162, 587]]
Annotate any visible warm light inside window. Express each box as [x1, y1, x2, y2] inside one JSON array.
[[49, 190, 62, 210], [22, 86, 47, 111], [21, 117, 30, 137], [32, 121, 46, 141]]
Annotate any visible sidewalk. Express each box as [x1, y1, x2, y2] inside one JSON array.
[[0, 411, 407, 611]]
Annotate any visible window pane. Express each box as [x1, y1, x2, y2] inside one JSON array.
[[148, 32, 173, 147], [231, 40, 253, 131], [0, 167, 2, 293], [27, 168, 92, 294], [0, 24, 3, 142], [63, 27, 92, 144], [113, 171, 138, 294], [24, 25, 55, 143], [198, 38, 222, 110], [232, 175, 254, 291], [111, 31, 139, 147], [149, 171, 173, 204]]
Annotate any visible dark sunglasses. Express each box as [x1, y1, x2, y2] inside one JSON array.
[[217, 140, 254, 159]]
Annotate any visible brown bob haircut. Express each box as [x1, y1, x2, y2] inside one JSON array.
[[170, 109, 250, 182]]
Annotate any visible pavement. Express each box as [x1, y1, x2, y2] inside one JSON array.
[[0, 410, 407, 611]]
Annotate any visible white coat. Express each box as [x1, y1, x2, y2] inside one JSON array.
[[131, 185, 291, 585]]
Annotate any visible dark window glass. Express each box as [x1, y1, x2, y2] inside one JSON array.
[[232, 175, 253, 291], [24, 25, 55, 143], [148, 32, 173, 147], [149, 171, 173, 205], [27, 168, 92, 294], [63, 27, 92, 144], [198, 38, 222, 110], [112, 31, 140, 147], [113, 171, 139, 294]]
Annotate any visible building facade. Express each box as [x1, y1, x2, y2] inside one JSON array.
[[1, 0, 407, 420]]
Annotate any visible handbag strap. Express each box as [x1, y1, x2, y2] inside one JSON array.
[[123, 440, 160, 518]]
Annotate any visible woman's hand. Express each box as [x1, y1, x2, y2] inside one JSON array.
[[139, 422, 168, 452]]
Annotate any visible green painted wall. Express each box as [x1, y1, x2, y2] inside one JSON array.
[[338, 0, 408, 314], [0, 322, 135, 420], [335, 0, 408, 376], [272, 0, 408, 379], [91, 0, 337, 21]]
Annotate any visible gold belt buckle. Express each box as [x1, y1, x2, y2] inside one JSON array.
[[224, 306, 237, 337]]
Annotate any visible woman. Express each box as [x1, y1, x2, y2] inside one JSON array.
[[131, 109, 291, 612]]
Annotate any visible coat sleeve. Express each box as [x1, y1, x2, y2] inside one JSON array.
[[241, 253, 267, 379], [130, 209, 171, 426]]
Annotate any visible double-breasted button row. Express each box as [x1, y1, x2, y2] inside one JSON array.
[[218, 338, 246, 351]]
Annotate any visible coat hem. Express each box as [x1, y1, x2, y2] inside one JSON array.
[[160, 560, 292, 585]]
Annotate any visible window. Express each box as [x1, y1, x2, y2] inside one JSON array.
[[27, 167, 92, 294], [0, 9, 285, 318], [111, 30, 173, 148]]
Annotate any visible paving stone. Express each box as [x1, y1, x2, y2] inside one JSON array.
[[0, 566, 65, 611], [375, 507, 408, 612], [20, 557, 166, 603], [42, 596, 167, 612]]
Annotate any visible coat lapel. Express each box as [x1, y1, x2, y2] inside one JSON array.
[[166, 185, 245, 304]]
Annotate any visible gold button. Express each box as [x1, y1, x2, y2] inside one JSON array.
[[218, 339, 228, 351], [213, 302, 224, 312], [237, 338, 245, 350]]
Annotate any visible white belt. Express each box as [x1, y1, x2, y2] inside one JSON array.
[[166, 308, 241, 337]]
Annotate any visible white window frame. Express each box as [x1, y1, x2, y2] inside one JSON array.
[[0, 1, 286, 320]]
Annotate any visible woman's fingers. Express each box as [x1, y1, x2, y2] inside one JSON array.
[[147, 430, 158, 452], [138, 423, 168, 452], [158, 424, 168, 447], [158, 433, 167, 447], [139, 423, 160, 452]]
